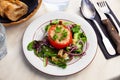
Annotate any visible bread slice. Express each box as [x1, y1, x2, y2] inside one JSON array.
[[0, 0, 8, 17], [0, 5, 4, 17], [0, 0, 28, 21]]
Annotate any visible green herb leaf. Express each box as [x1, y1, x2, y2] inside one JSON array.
[[53, 34, 58, 40], [59, 29, 68, 41], [55, 26, 62, 33], [62, 30, 67, 37]]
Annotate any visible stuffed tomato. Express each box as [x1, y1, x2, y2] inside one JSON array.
[[48, 24, 72, 49]]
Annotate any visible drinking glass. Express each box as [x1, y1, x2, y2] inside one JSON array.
[[43, 0, 70, 11], [0, 23, 7, 60]]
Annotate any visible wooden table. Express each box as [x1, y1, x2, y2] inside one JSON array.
[[0, 0, 120, 80]]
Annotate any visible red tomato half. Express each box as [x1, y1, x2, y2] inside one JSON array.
[[48, 24, 72, 49]]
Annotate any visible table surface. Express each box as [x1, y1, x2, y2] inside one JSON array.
[[0, 0, 120, 80]]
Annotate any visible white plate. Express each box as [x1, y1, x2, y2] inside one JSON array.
[[22, 12, 98, 76]]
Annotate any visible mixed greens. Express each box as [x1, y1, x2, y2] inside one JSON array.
[[27, 19, 87, 69]]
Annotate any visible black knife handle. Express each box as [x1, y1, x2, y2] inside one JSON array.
[[102, 19, 120, 54]]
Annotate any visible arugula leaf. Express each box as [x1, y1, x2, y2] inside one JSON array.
[[50, 19, 59, 25], [42, 46, 57, 57], [27, 41, 35, 51], [43, 57, 48, 67], [63, 21, 73, 25], [34, 50, 44, 57], [71, 24, 80, 33], [79, 32, 87, 43], [45, 24, 51, 32], [50, 58, 67, 69]]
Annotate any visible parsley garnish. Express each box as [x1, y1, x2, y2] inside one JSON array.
[[59, 29, 68, 41], [55, 26, 62, 33], [53, 34, 58, 40]]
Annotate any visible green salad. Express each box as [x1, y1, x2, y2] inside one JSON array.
[[27, 19, 87, 69]]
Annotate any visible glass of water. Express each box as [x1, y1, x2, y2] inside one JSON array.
[[43, 0, 70, 11], [0, 23, 7, 60]]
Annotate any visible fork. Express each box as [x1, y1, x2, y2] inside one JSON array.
[[97, 1, 120, 36]]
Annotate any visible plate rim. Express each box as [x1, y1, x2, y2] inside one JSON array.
[[22, 12, 98, 76]]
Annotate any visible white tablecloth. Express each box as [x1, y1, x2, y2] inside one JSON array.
[[0, 0, 120, 80]]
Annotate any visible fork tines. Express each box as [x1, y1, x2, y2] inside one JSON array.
[[97, 1, 107, 7]]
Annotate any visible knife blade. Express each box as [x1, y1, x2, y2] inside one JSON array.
[[92, 1, 120, 54]]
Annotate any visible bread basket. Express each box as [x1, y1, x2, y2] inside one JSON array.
[[0, 0, 42, 26]]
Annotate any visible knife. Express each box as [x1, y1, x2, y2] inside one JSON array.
[[92, 1, 120, 54]]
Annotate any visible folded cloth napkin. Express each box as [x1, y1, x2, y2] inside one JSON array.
[[81, 3, 120, 59]]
